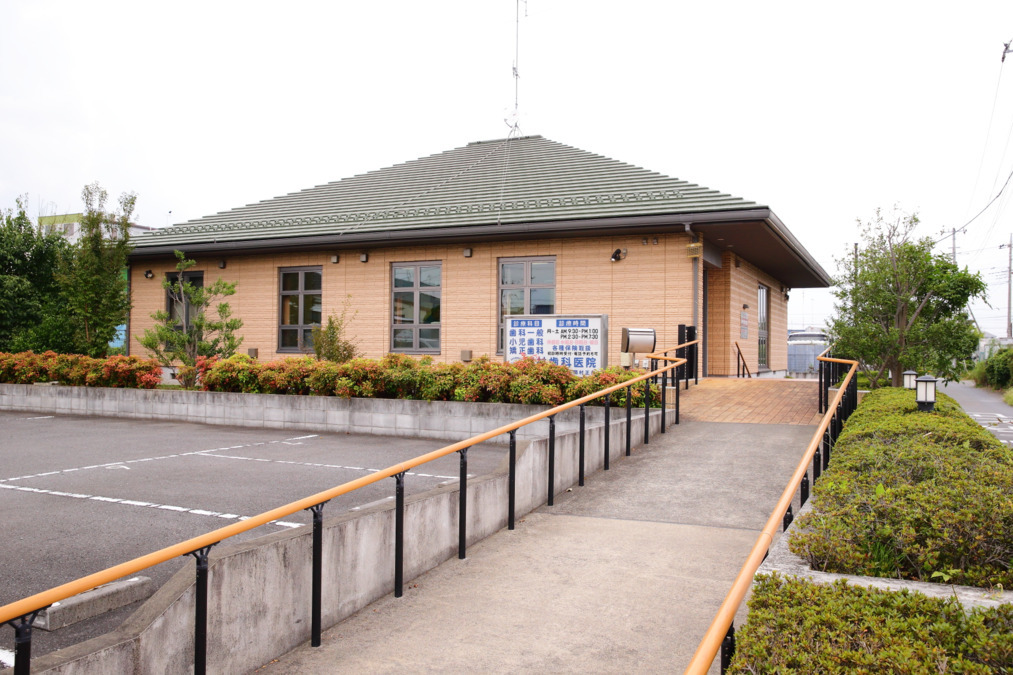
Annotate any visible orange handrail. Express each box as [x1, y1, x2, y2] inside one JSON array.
[[684, 354, 858, 674], [0, 342, 697, 627]]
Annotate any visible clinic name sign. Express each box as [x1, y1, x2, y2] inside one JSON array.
[[504, 314, 608, 377]]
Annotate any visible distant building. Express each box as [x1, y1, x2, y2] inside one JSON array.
[[38, 213, 158, 243], [128, 136, 831, 375]]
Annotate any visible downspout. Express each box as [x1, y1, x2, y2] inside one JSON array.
[[684, 223, 698, 326]]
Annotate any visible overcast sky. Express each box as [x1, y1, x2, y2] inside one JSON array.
[[3, 1, 1013, 334]]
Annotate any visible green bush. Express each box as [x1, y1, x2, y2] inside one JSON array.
[[0, 351, 162, 388], [196, 353, 663, 407], [789, 388, 1013, 588], [984, 348, 1013, 389], [966, 358, 989, 387], [727, 574, 1013, 673]]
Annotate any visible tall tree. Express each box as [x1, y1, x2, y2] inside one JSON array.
[[138, 250, 244, 388], [56, 182, 136, 357], [0, 196, 68, 351], [829, 208, 985, 387]]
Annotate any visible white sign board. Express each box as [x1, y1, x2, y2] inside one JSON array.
[[504, 314, 608, 377]]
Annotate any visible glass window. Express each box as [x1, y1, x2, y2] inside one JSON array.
[[391, 262, 441, 353], [498, 257, 556, 351], [279, 267, 322, 352], [166, 271, 203, 330]]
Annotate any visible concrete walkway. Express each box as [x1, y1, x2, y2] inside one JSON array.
[[258, 380, 820, 674]]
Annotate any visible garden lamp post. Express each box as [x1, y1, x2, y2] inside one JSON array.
[[902, 370, 917, 390], [915, 375, 938, 412]]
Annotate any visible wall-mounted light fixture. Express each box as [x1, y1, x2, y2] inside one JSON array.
[[360, 253, 369, 263], [330, 255, 340, 264], [742, 303, 750, 310], [144, 270, 154, 279], [652, 237, 659, 245], [463, 248, 473, 258], [218, 260, 227, 269], [915, 374, 938, 412], [610, 248, 627, 262], [902, 370, 917, 389]]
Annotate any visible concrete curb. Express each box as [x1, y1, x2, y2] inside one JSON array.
[[759, 501, 1013, 610], [33, 577, 155, 631]]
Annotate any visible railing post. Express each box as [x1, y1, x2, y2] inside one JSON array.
[[801, 472, 809, 507], [687, 326, 698, 384], [458, 449, 468, 559], [508, 430, 517, 529], [813, 446, 822, 482], [394, 471, 406, 598], [186, 544, 216, 675], [578, 404, 586, 486], [8, 609, 46, 675], [661, 366, 667, 432], [547, 415, 556, 506], [604, 396, 611, 471], [625, 384, 633, 456], [818, 357, 824, 413], [782, 504, 793, 531], [822, 428, 831, 471], [675, 364, 681, 425], [651, 358, 658, 384], [720, 622, 736, 672], [643, 379, 650, 447], [307, 501, 328, 647]]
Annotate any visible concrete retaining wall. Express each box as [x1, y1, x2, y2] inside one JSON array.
[[18, 386, 666, 673], [0, 384, 617, 444]]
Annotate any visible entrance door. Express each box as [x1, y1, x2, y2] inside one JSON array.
[[757, 284, 769, 370]]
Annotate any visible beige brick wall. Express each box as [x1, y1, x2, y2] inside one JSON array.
[[128, 234, 765, 368], [703, 252, 789, 376]]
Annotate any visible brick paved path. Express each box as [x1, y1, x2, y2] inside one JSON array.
[[679, 377, 821, 425]]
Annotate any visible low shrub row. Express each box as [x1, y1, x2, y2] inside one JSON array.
[[728, 574, 1013, 673], [198, 353, 661, 407], [789, 387, 1013, 588], [0, 351, 162, 389]]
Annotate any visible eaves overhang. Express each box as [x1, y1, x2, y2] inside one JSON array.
[[129, 207, 830, 289]]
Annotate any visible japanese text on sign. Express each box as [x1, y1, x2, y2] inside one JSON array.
[[505, 315, 608, 377]]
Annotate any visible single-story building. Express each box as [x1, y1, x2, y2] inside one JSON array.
[[127, 135, 830, 376]]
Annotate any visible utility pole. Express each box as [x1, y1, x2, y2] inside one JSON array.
[[1003, 234, 1013, 339]]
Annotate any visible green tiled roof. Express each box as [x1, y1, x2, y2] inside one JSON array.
[[134, 135, 764, 250]]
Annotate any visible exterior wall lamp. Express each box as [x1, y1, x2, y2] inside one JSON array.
[[610, 248, 626, 262], [360, 253, 369, 263], [915, 374, 938, 412], [144, 270, 154, 279], [218, 260, 227, 269], [902, 370, 917, 389]]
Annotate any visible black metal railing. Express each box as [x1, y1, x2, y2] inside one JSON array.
[[2, 341, 701, 675], [734, 342, 751, 378], [688, 355, 859, 673]]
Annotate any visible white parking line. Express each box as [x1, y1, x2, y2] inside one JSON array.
[[0, 434, 323, 483], [195, 452, 464, 481], [0, 483, 303, 529]]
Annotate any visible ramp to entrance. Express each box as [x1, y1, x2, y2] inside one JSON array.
[[265, 378, 822, 673], [679, 378, 821, 425]]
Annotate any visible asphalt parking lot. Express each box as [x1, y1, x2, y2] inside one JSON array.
[[0, 410, 505, 659]]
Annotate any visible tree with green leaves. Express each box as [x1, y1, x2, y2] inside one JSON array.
[[828, 208, 986, 387], [0, 196, 69, 351], [55, 182, 136, 357], [138, 250, 244, 388]]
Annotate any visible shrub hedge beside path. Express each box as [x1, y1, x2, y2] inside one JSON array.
[[727, 388, 1013, 672], [0, 351, 161, 388], [197, 353, 661, 407]]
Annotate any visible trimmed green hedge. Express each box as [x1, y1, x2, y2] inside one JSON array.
[[789, 387, 1013, 588], [728, 574, 1013, 673], [197, 353, 662, 407], [0, 351, 162, 389]]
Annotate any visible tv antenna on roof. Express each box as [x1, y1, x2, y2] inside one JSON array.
[[1003, 40, 1012, 62], [505, 0, 527, 135]]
